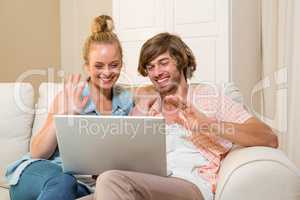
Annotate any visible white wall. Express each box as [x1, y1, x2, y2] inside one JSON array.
[[60, 0, 112, 76], [0, 0, 61, 100]]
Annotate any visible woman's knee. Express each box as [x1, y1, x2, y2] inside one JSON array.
[[43, 173, 77, 190], [9, 160, 63, 200], [22, 160, 63, 180]]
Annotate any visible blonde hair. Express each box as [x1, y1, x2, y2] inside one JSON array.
[[83, 15, 123, 65], [138, 32, 196, 79]]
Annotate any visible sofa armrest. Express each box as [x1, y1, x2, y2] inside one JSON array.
[[215, 146, 300, 200]]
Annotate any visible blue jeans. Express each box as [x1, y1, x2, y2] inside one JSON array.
[[9, 160, 90, 200]]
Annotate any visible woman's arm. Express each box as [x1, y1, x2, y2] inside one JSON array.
[[30, 114, 58, 159], [30, 74, 89, 159], [30, 89, 67, 159]]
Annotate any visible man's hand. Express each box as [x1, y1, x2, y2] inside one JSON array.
[[162, 95, 215, 132], [131, 94, 158, 116]]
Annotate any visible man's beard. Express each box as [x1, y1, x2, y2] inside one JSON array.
[[155, 76, 181, 97]]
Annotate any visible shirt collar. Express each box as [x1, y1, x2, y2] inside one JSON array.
[[80, 84, 131, 115]]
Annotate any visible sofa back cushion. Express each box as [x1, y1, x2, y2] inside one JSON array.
[[0, 83, 34, 188], [31, 83, 63, 138]]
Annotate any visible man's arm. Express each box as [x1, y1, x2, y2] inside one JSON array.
[[130, 85, 158, 116], [162, 95, 279, 148], [208, 117, 278, 148]]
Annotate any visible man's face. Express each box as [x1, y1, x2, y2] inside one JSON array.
[[145, 52, 183, 96]]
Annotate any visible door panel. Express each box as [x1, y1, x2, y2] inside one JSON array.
[[113, 0, 230, 84]]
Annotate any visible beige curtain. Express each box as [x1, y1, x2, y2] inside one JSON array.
[[261, 0, 283, 146], [286, 0, 300, 167], [261, 0, 300, 167]]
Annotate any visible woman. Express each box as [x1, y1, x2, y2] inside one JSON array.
[[5, 15, 133, 200]]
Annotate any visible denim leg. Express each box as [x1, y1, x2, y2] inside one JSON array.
[[10, 160, 90, 200], [38, 173, 74, 200], [37, 173, 90, 200], [10, 160, 63, 200]]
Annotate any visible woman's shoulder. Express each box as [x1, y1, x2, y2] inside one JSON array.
[[112, 84, 134, 112], [113, 84, 133, 99]]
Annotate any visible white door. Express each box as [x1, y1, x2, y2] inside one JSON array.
[[113, 0, 230, 85]]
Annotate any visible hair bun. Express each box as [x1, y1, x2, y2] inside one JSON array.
[[92, 15, 114, 34]]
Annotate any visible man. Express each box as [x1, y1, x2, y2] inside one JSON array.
[[135, 32, 277, 148], [93, 33, 278, 200]]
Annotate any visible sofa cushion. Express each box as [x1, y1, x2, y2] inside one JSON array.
[[216, 147, 300, 200], [0, 187, 10, 200], [0, 83, 34, 188], [31, 83, 63, 138]]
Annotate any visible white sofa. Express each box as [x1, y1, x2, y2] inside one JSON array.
[[0, 82, 300, 200]]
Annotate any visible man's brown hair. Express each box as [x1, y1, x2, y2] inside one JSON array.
[[138, 32, 196, 79]]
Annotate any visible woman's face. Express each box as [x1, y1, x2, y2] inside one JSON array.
[[86, 43, 122, 90]]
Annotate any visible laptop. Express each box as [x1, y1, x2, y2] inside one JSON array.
[[54, 115, 167, 177]]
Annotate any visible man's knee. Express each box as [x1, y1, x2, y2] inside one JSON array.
[[97, 170, 127, 187], [96, 170, 136, 197]]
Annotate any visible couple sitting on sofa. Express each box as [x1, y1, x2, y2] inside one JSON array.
[[5, 15, 278, 200]]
